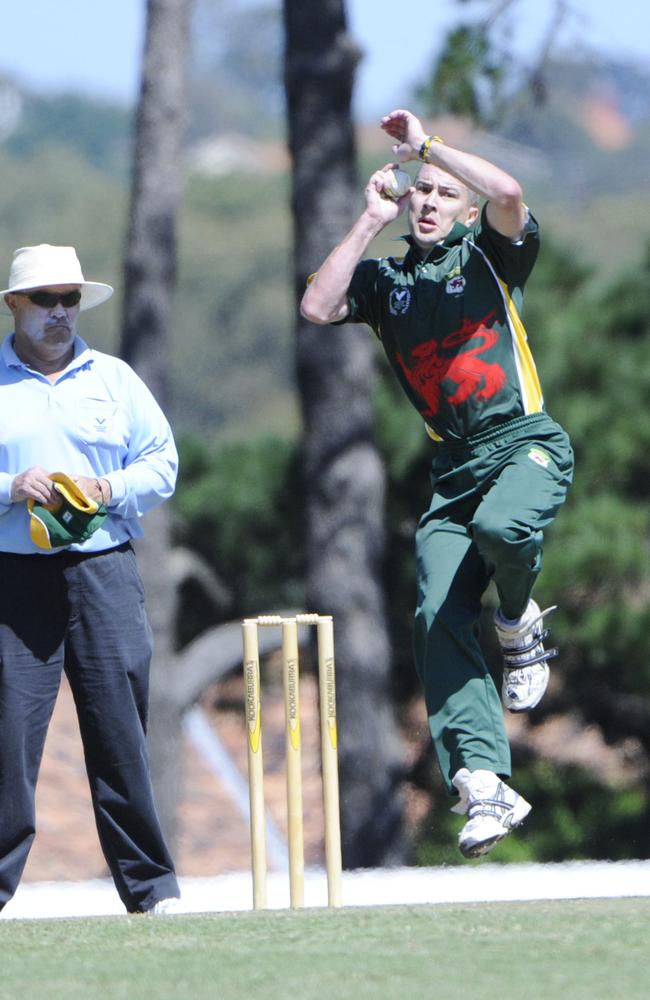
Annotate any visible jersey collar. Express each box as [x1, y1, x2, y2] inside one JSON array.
[[398, 220, 473, 262]]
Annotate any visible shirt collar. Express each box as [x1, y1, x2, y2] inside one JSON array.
[[2, 333, 93, 375], [397, 220, 474, 263]]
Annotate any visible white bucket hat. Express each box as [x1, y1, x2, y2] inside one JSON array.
[[0, 244, 114, 313]]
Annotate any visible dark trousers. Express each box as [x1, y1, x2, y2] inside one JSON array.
[[0, 544, 179, 913], [413, 413, 574, 791]]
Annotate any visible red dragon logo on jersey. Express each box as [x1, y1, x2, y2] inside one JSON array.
[[394, 311, 507, 417]]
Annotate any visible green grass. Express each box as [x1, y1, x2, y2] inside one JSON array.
[[1, 898, 648, 1000]]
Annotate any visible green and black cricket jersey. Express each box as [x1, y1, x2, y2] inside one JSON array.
[[340, 206, 543, 443]]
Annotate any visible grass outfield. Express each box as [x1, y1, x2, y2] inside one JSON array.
[[1, 897, 647, 1000]]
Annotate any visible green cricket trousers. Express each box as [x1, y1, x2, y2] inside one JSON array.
[[413, 412, 574, 792]]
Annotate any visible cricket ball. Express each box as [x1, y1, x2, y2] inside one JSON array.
[[382, 167, 412, 200]]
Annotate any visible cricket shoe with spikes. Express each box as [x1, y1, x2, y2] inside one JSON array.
[[452, 768, 532, 858], [494, 598, 558, 712]]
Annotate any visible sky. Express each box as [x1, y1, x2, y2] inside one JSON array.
[[0, 0, 649, 118]]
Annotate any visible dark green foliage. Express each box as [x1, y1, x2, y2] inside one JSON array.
[[418, 25, 504, 125], [173, 435, 305, 639], [172, 169, 295, 440]]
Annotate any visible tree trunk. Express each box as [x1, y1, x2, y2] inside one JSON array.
[[120, 0, 194, 850], [284, 0, 409, 867]]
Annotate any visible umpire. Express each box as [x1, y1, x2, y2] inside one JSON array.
[[0, 244, 180, 914]]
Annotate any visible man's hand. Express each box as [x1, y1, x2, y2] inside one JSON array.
[[365, 162, 412, 222], [73, 475, 111, 505], [380, 110, 428, 163], [10, 466, 58, 505], [301, 161, 412, 327]]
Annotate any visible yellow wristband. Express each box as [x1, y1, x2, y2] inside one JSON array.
[[418, 135, 444, 161]]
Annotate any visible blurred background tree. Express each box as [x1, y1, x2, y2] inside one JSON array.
[[283, 0, 408, 867], [120, 0, 195, 850]]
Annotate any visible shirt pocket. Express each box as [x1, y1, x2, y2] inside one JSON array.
[[76, 399, 122, 444]]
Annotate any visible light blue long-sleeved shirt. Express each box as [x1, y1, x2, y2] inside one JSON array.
[[0, 333, 178, 554]]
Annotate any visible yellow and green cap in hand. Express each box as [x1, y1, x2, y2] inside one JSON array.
[[27, 472, 108, 550]]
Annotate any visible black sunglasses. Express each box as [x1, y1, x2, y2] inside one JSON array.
[[16, 289, 82, 309]]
